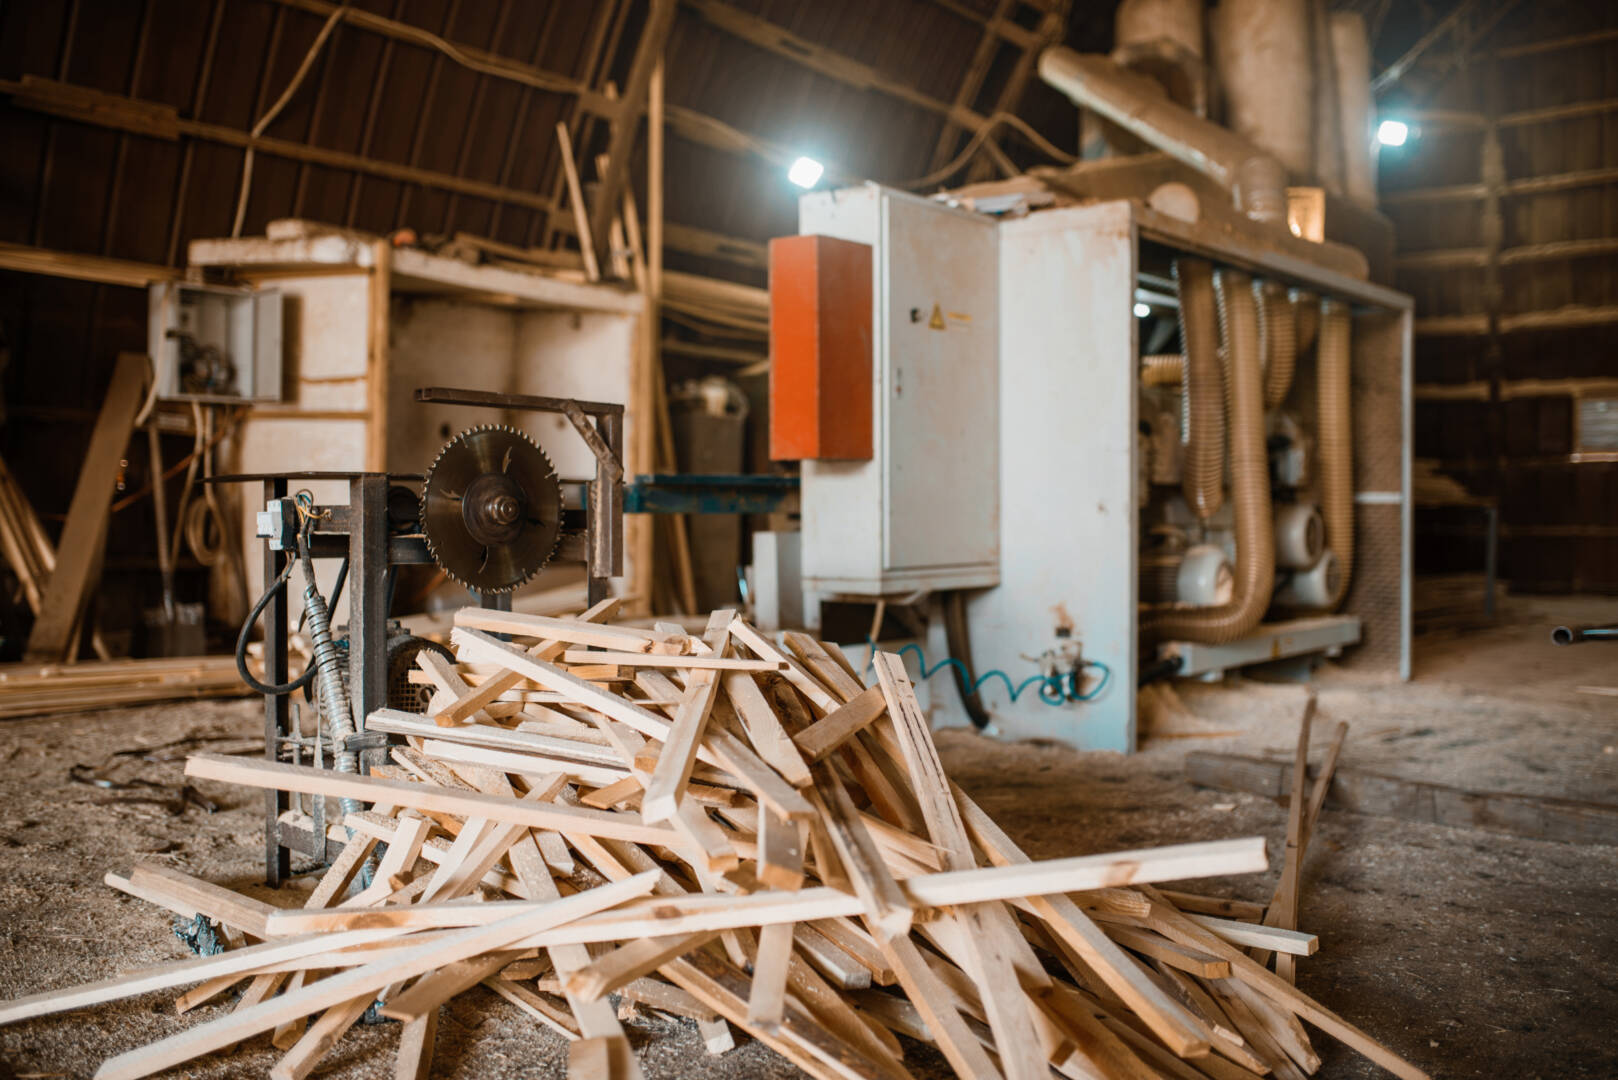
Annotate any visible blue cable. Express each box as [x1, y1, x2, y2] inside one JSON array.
[[865, 640, 1111, 706]]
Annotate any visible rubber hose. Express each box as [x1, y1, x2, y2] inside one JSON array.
[[233, 557, 318, 696], [1317, 297, 1354, 610], [943, 591, 990, 730], [1175, 258, 1224, 522], [1257, 280, 1297, 409], [1144, 268, 1274, 642], [1141, 354, 1184, 386]]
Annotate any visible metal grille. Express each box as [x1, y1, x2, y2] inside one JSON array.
[[1340, 309, 1408, 676], [387, 637, 453, 713], [1342, 502, 1403, 673]]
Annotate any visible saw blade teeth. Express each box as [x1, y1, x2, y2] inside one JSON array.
[[421, 423, 562, 594]]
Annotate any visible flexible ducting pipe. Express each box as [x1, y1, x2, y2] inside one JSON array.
[[1176, 259, 1224, 521], [1145, 269, 1274, 642], [1293, 288, 1320, 353], [1141, 354, 1185, 386], [1317, 298, 1354, 609], [1256, 280, 1297, 409], [1039, 47, 1289, 225]]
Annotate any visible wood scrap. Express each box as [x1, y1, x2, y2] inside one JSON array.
[[0, 605, 1430, 1080], [0, 655, 253, 719]]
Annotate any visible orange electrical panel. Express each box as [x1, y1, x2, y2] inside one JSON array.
[[768, 234, 873, 461]]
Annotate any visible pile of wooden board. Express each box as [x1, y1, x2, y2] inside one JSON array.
[[0, 655, 252, 719], [0, 601, 1429, 1080]]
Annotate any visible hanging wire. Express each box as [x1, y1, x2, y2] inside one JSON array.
[[864, 640, 1111, 707], [231, 3, 350, 237]]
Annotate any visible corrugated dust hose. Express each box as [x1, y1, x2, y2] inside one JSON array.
[[1176, 258, 1224, 522], [1317, 298, 1354, 609], [1145, 268, 1274, 642]]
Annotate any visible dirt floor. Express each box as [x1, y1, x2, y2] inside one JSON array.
[[0, 594, 1614, 1079]]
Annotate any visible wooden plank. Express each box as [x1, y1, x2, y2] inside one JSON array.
[[25, 353, 147, 661], [1101, 924, 1231, 978], [93, 873, 659, 1080], [564, 932, 722, 1002], [555, 121, 601, 281], [183, 753, 681, 846], [453, 607, 685, 652], [126, 863, 277, 939], [870, 651, 1048, 1080], [955, 786, 1212, 1058], [588, 0, 676, 271], [365, 239, 390, 472], [561, 649, 782, 671], [793, 687, 888, 763], [807, 769, 913, 941], [643, 612, 733, 822], [0, 927, 406, 1026], [748, 920, 795, 1029], [1138, 886, 1432, 1080], [756, 804, 806, 890], [1186, 752, 1618, 846], [723, 671, 812, 785], [394, 1010, 437, 1080], [257, 837, 1268, 942]]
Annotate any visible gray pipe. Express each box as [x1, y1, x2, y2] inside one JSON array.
[[1038, 46, 1289, 225]]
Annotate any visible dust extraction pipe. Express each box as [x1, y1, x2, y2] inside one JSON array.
[[1141, 354, 1185, 386], [1038, 46, 1289, 225], [1256, 279, 1297, 409], [1317, 298, 1354, 608], [1145, 268, 1274, 642], [1176, 258, 1224, 521]]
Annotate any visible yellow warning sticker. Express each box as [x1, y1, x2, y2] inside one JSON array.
[[928, 302, 946, 330]]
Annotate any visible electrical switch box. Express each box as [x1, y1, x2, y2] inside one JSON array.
[[793, 183, 999, 596], [148, 281, 283, 402]]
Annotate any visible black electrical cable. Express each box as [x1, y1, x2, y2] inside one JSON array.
[[236, 518, 323, 697], [1137, 654, 1184, 688], [942, 590, 991, 730], [234, 555, 319, 696]]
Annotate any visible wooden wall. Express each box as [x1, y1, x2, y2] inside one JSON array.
[[1385, 3, 1618, 594]]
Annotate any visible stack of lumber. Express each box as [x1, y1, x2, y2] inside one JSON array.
[[0, 655, 251, 719], [0, 601, 1428, 1080]]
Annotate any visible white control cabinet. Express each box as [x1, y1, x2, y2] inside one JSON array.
[[797, 184, 1000, 596]]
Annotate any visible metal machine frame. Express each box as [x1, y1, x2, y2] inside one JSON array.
[[222, 388, 624, 884]]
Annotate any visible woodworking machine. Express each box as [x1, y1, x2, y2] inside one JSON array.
[[220, 387, 625, 884]]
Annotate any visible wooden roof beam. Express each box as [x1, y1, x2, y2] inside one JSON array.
[[682, 0, 987, 131]]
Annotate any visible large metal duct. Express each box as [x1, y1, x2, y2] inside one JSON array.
[[1331, 12, 1377, 206], [1144, 269, 1274, 642], [1116, 0, 1204, 59], [1039, 47, 1288, 224], [1114, 0, 1208, 115], [1209, 0, 1313, 178]]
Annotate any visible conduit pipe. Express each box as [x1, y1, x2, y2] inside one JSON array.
[[1317, 298, 1354, 609], [1293, 288, 1320, 353], [1256, 279, 1297, 408], [1039, 46, 1289, 225], [1176, 259, 1224, 521], [1141, 353, 1185, 386], [1145, 269, 1274, 642]]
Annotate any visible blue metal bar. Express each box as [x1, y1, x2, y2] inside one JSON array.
[[623, 474, 799, 515]]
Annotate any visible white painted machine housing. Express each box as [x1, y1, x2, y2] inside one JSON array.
[[797, 185, 1001, 597], [795, 188, 1413, 753]]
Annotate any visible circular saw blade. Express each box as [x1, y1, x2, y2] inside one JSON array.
[[421, 425, 562, 594]]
